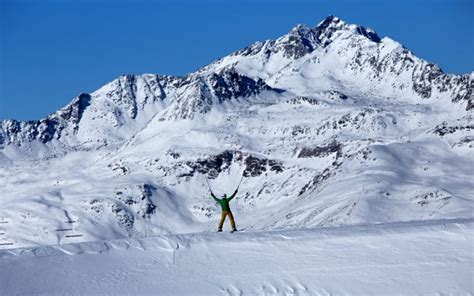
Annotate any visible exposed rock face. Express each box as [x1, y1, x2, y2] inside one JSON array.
[[209, 69, 277, 101], [434, 122, 474, 136], [186, 150, 239, 178], [298, 142, 342, 159], [0, 93, 92, 146], [181, 150, 283, 179], [160, 69, 281, 120]]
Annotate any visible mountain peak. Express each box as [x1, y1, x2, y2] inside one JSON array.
[[314, 15, 381, 43], [282, 15, 382, 56], [316, 15, 344, 28], [288, 24, 312, 35], [354, 25, 381, 43]]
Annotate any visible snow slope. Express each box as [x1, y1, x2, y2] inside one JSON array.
[[1, 91, 472, 248], [1, 218, 472, 295]]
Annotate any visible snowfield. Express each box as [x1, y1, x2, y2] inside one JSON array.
[[1, 219, 472, 295], [1, 15, 473, 295]]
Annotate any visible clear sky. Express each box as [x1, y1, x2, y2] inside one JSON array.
[[1, 0, 472, 121]]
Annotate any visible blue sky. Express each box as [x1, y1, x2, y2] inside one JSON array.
[[1, 0, 472, 121]]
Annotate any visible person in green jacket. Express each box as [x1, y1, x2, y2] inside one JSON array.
[[210, 189, 238, 232]]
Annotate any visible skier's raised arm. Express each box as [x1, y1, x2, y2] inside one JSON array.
[[228, 189, 238, 201], [210, 192, 219, 202]]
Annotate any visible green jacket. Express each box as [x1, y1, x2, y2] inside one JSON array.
[[210, 190, 238, 212]]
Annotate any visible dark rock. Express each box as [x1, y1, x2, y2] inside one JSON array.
[[434, 122, 474, 136], [186, 150, 239, 178], [139, 184, 157, 218], [209, 69, 283, 103], [299, 168, 332, 196], [287, 96, 320, 105], [184, 150, 283, 179], [111, 204, 134, 231], [356, 26, 381, 43], [298, 142, 342, 158]]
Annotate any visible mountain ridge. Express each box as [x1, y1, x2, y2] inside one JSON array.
[[1, 15, 472, 151]]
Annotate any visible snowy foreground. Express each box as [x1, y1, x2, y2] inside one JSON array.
[[1, 218, 472, 295]]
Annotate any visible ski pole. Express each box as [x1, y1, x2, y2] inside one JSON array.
[[204, 175, 212, 193], [236, 174, 245, 190], [202, 174, 213, 205], [236, 174, 244, 209]]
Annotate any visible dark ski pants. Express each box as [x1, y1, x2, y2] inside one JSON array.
[[218, 211, 236, 230]]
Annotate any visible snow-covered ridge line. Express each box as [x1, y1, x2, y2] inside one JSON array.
[[0, 70, 281, 149], [2, 217, 471, 259], [1, 15, 472, 151]]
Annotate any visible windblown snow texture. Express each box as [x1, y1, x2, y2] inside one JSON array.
[[0, 15, 473, 295]]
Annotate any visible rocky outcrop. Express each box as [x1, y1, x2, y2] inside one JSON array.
[[0, 93, 92, 146], [182, 150, 283, 179]]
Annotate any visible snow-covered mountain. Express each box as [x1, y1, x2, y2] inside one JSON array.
[[0, 16, 473, 249]]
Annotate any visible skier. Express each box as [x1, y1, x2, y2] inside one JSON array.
[[210, 189, 238, 232]]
